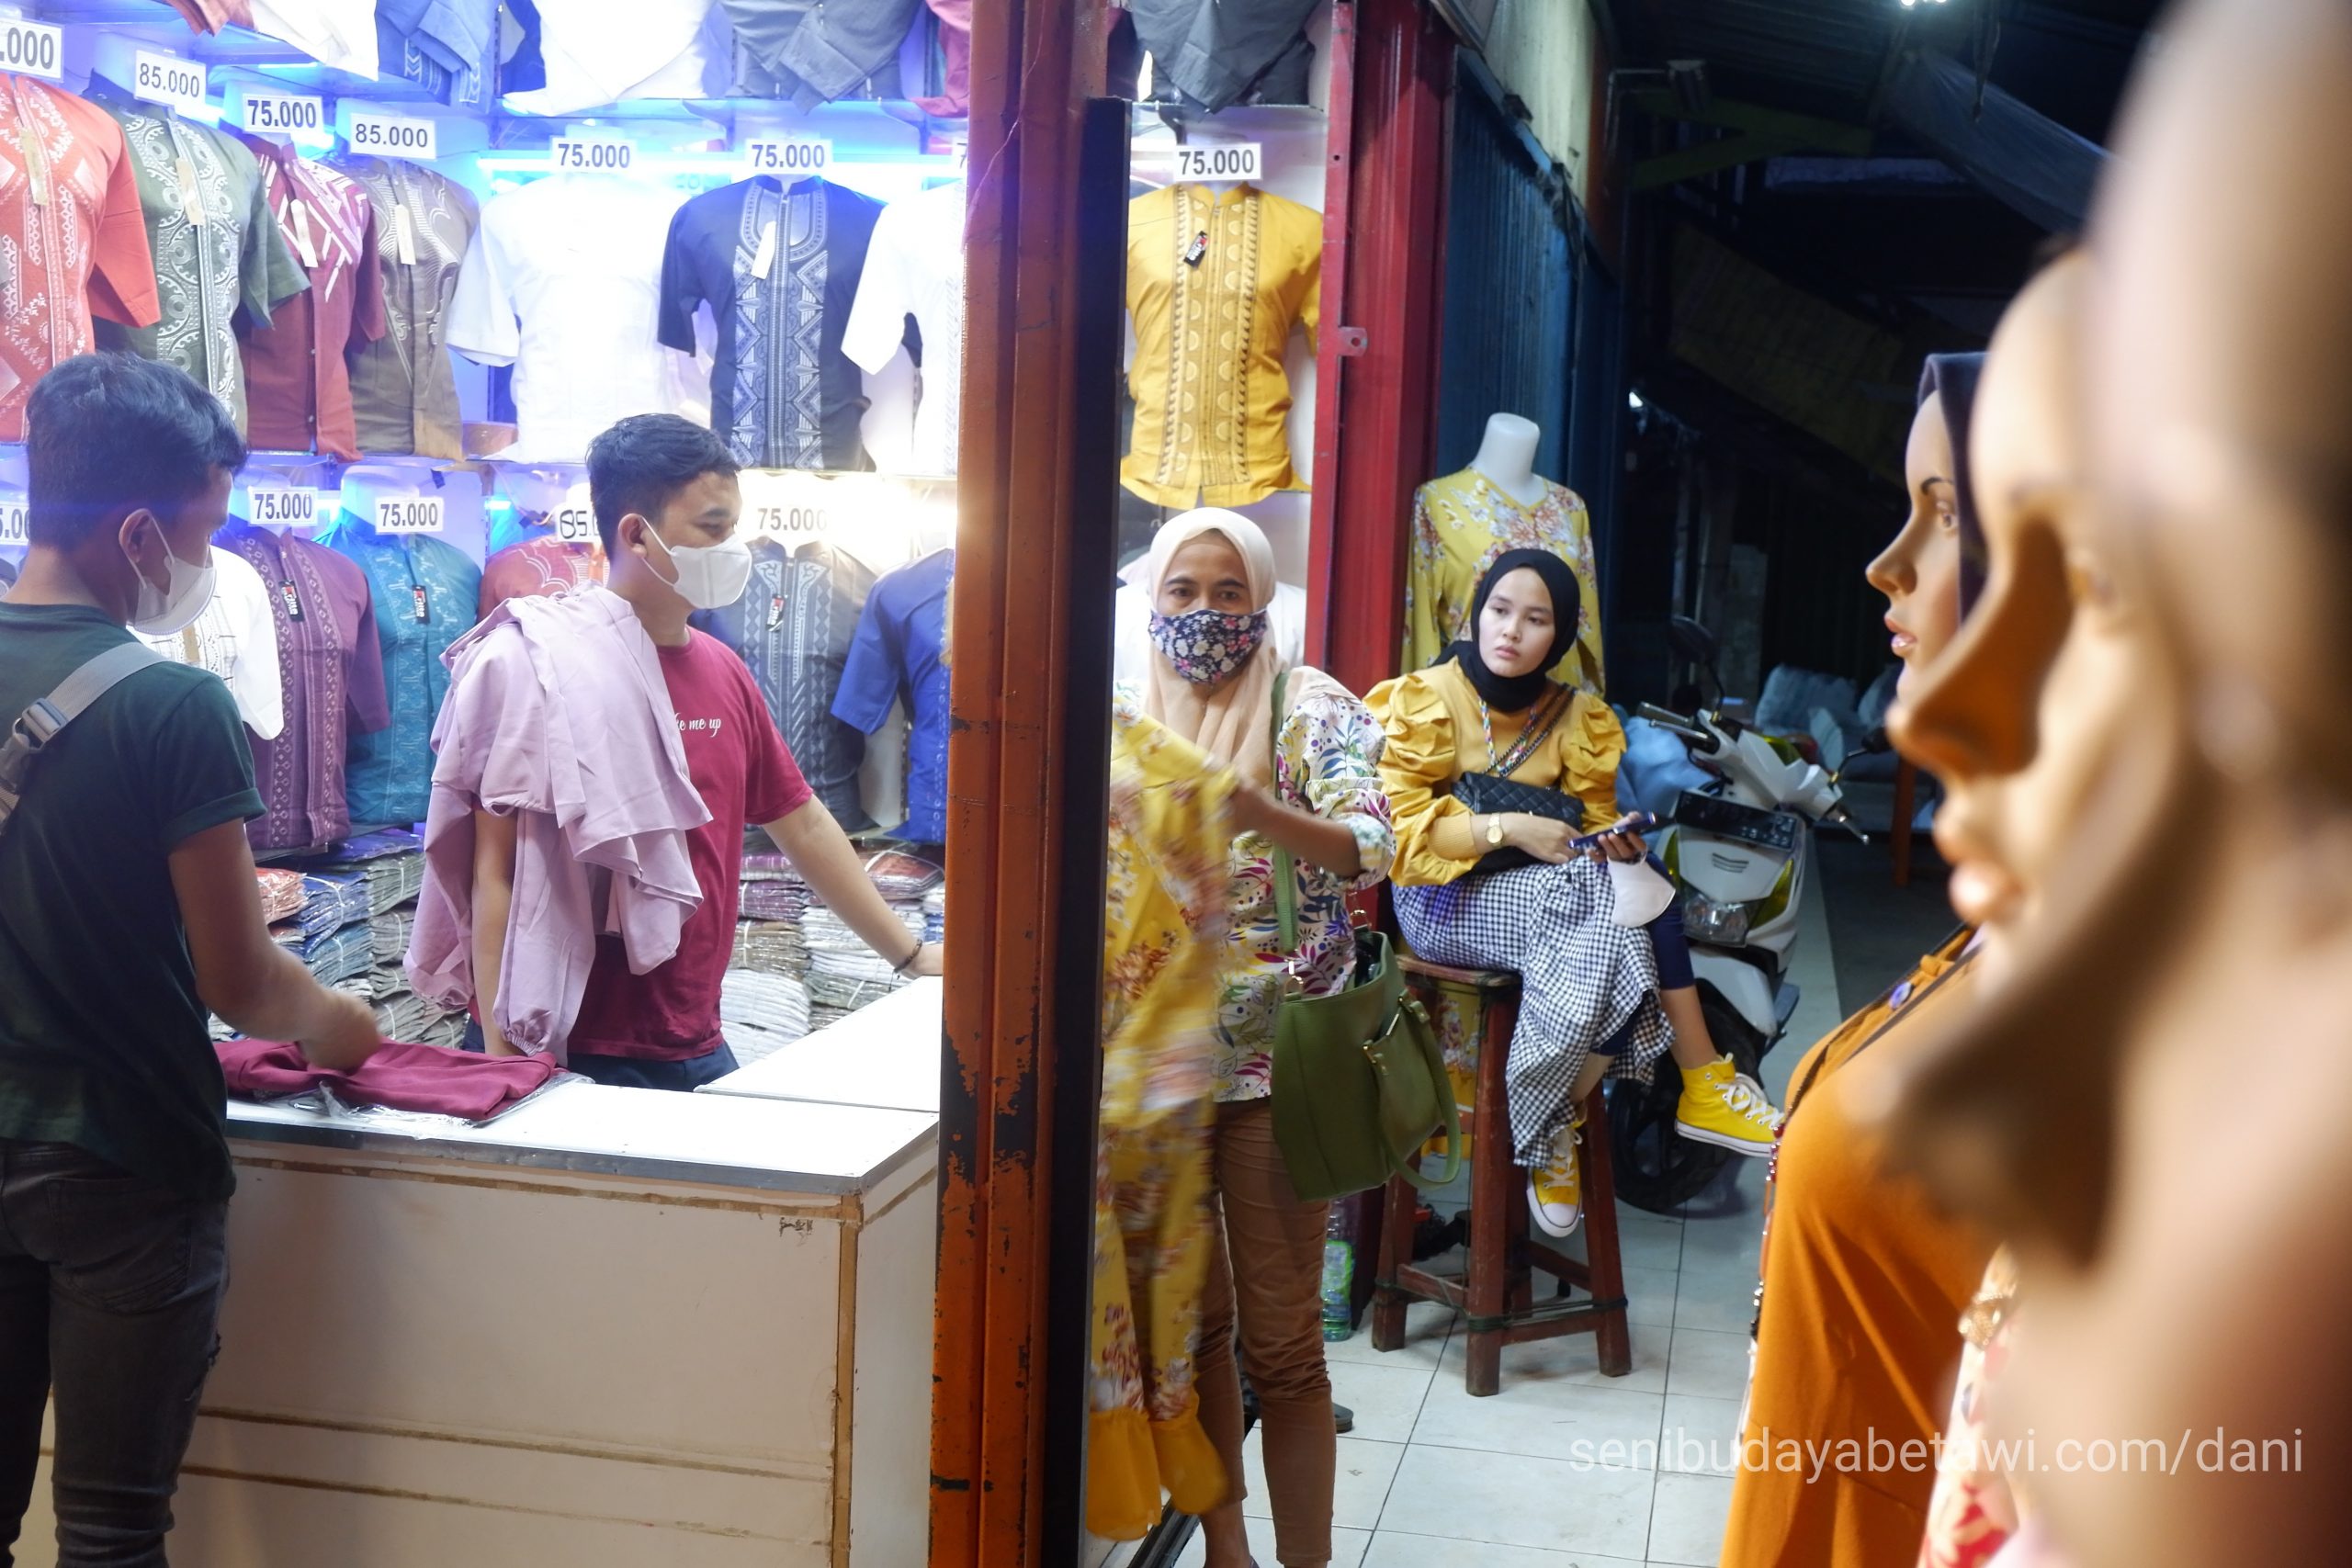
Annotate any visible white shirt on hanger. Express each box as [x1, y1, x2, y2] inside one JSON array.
[[141, 547, 286, 740], [842, 181, 967, 477], [247, 0, 381, 79], [503, 0, 724, 116], [446, 174, 706, 461]]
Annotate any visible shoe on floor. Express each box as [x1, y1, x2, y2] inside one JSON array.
[[1528, 1117, 1583, 1236], [1676, 1055, 1781, 1156]]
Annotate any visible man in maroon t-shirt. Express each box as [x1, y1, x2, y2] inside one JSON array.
[[468, 414, 943, 1089]]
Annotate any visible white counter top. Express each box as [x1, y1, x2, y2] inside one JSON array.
[[703, 976, 943, 1114], [226, 1077, 937, 1196]]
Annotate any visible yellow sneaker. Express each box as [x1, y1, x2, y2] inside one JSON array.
[[1528, 1118, 1584, 1236], [1676, 1055, 1781, 1156]]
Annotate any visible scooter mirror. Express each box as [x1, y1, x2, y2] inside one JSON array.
[[1666, 615, 1719, 665]]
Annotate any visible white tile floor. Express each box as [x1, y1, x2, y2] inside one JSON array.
[[1087, 852, 1846, 1568]]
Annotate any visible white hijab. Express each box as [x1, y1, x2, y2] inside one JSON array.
[[1139, 508, 1284, 786]]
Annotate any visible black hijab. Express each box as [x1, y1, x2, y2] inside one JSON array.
[[1918, 353, 1988, 615], [1443, 547, 1584, 713]]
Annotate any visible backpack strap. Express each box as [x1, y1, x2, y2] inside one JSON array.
[[0, 641, 167, 833]]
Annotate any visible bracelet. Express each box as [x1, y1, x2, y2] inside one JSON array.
[[893, 938, 924, 975]]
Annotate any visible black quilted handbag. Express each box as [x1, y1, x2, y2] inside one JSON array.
[[1450, 686, 1589, 874]]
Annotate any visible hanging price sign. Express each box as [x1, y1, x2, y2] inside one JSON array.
[[738, 469, 864, 545], [0, 17, 63, 82], [550, 135, 634, 173], [549, 501, 596, 544], [0, 494, 28, 547], [348, 111, 438, 161], [375, 495, 445, 535], [243, 91, 324, 136], [132, 50, 209, 114], [1175, 142, 1262, 184], [742, 137, 831, 179], [246, 485, 317, 529]]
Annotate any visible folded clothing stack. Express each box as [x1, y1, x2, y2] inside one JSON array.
[[922, 884, 946, 945], [296, 872, 372, 938], [303, 924, 376, 987], [740, 878, 811, 923], [720, 969, 811, 1043], [802, 905, 925, 1030], [256, 868, 307, 924], [732, 919, 808, 977], [371, 908, 415, 966], [299, 829, 428, 917]]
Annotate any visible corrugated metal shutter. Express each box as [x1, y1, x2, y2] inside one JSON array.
[[1433, 74, 1574, 480], [1567, 247, 1625, 622]]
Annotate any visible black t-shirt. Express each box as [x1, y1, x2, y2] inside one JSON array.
[[0, 603, 265, 1200], [657, 175, 891, 471]]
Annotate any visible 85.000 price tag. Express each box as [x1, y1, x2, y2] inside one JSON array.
[[1175, 142, 1262, 184], [133, 50, 209, 114], [348, 112, 438, 162], [375, 495, 445, 535], [550, 502, 596, 544], [0, 494, 28, 548]]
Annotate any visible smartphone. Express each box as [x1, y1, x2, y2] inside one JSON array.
[[1568, 811, 1658, 853]]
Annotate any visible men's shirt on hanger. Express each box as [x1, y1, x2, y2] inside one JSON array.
[[1402, 468, 1606, 694], [505, 0, 725, 116], [0, 76, 160, 442], [1125, 0, 1320, 111], [914, 0, 970, 117], [479, 536, 605, 617], [235, 138, 385, 461], [246, 0, 380, 77], [1122, 183, 1319, 508], [139, 547, 286, 739], [335, 157, 477, 459], [834, 547, 952, 845], [659, 175, 887, 470], [92, 86, 308, 434], [842, 180, 965, 476], [315, 510, 482, 828], [690, 536, 876, 831], [216, 520, 390, 852], [163, 1, 257, 31], [718, 0, 916, 107], [452, 173, 698, 461]]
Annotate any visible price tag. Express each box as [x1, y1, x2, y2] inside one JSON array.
[[348, 111, 438, 162], [0, 494, 28, 547], [550, 135, 634, 174], [0, 17, 63, 82], [133, 50, 209, 115], [375, 495, 445, 535], [739, 470, 843, 541], [243, 91, 324, 137], [742, 137, 831, 180], [246, 485, 317, 529], [1175, 142, 1263, 184], [549, 502, 596, 544]]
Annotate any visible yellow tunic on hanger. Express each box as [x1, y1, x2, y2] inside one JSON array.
[[1121, 182, 1321, 508], [1402, 468, 1606, 693], [1087, 696, 1241, 1540]]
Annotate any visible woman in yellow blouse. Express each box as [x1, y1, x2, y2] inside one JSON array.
[[1367, 550, 1781, 1235]]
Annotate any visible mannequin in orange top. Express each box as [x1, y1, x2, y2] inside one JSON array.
[[1718, 352, 1996, 1567]]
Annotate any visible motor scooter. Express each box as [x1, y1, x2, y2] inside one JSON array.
[[1609, 618, 1863, 1213]]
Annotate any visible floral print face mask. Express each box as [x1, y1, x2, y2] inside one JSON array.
[[1148, 605, 1270, 685]]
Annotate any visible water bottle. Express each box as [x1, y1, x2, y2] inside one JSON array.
[[1319, 1207, 1354, 1342]]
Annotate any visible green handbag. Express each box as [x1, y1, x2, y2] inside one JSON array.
[[1263, 671, 1464, 1202]]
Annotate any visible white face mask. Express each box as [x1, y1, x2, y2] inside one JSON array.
[[643, 523, 752, 611], [126, 530, 217, 637]]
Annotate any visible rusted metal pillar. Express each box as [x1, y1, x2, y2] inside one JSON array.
[[932, 0, 1124, 1563]]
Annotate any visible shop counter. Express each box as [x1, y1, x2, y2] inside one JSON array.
[[27, 1080, 940, 1568], [703, 976, 944, 1114]]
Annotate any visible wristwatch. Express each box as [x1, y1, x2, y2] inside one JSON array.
[[1486, 814, 1505, 847]]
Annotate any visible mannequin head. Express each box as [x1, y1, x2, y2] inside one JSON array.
[[1869, 355, 1982, 702]]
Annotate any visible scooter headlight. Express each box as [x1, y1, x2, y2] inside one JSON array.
[[1680, 890, 1753, 945]]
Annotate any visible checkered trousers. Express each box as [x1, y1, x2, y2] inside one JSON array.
[[1395, 856, 1673, 1164]]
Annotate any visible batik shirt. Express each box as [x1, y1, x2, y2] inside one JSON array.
[[216, 520, 390, 852], [1402, 468, 1606, 694], [92, 88, 306, 433], [690, 536, 875, 831], [315, 510, 482, 829], [334, 157, 476, 460], [842, 181, 965, 475], [1122, 183, 1320, 507], [0, 76, 160, 441], [450, 174, 697, 461], [834, 547, 951, 843], [235, 138, 384, 461], [659, 176, 887, 470], [478, 536, 605, 617]]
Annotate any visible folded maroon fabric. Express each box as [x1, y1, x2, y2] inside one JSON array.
[[217, 1039, 562, 1122]]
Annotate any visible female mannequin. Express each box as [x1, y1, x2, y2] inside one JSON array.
[[1871, 2, 2352, 1562], [1467, 413, 1547, 508]]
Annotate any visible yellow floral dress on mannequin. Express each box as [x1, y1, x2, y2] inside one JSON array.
[[1402, 468, 1606, 693], [1087, 696, 1242, 1540]]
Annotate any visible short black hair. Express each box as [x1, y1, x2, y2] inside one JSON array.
[[26, 353, 245, 548], [586, 414, 740, 556]]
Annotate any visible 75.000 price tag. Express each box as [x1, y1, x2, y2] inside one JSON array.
[[743, 137, 831, 179], [1175, 142, 1262, 184], [375, 496, 446, 535], [246, 485, 317, 529], [550, 136, 634, 173], [0, 18, 63, 83], [348, 112, 438, 162], [243, 92, 323, 136], [0, 495, 28, 548]]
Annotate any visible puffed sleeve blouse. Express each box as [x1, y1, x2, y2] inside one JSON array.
[[1364, 657, 1627, 888]]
